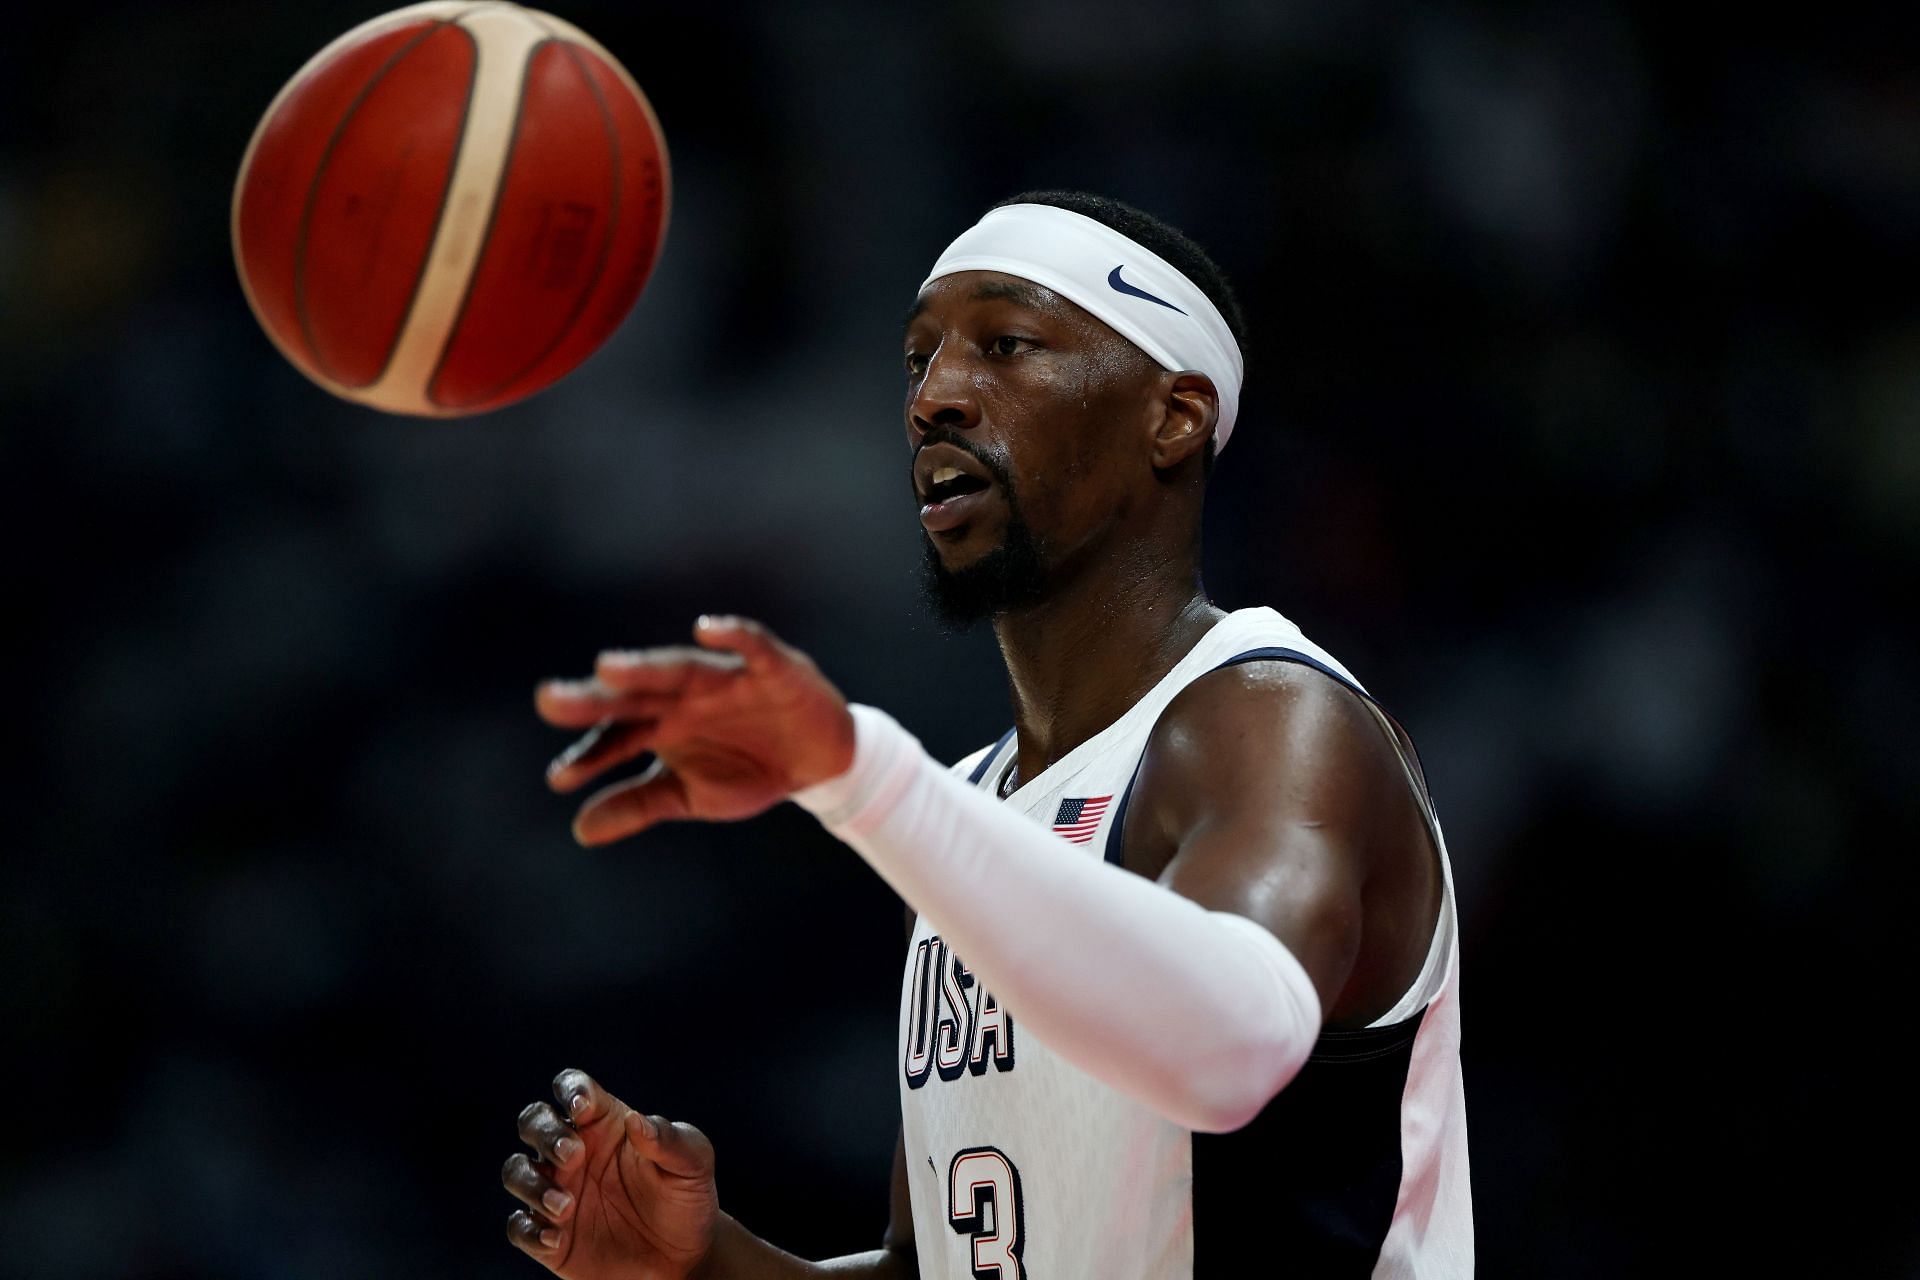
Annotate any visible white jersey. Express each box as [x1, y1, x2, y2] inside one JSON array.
[[898, 607, 1472, 1277]]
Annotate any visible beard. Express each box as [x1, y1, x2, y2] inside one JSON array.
[[916, 444, 1050, 630], [919, 511, 1050, 630]]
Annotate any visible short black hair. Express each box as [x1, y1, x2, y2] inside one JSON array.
[[992, 191, 1244, 470], [990, 190, 1248, 367]]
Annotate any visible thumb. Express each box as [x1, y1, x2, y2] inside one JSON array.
[[624, 1111, 714, 1180]]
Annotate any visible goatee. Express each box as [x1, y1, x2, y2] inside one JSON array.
[[919, 502, 1050, 630]]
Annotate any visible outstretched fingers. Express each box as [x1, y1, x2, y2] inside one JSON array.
[[594, 645, 746, 695], [542, 623, 787, 738], [572, 759, 690, 846], [691, 614, 794, 671], [536, 678, 675, 730], [547, 719, 658, 793]]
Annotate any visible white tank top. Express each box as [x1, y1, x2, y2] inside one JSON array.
[[898, 607, 1473, 1277]]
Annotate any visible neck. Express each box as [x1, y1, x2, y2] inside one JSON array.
[[992, 539, 1223, 786]]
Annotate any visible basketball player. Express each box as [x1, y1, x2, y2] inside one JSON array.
[[500, 193, 1472, 1277]]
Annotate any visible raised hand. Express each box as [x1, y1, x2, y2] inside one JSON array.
[[503, 1069, 720, 1278], [536, 616, 856, 846]]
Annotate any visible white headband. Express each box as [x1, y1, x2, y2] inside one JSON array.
[[920, 203, 1245, 453]]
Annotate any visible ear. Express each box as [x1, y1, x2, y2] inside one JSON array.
[[1149, 371, 1219, 471]]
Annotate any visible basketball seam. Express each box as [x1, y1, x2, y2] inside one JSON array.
[[432, 36, 624, 410], [367, 24, 481, 390], [422, 37, 548, 409], [293, 19, 463, 388], [231, 3, 484, 389], [520, 10, 672, 269]]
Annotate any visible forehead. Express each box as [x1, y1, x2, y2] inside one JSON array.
[[905, 270, 1087, 331], [903, 269, 1162, 396]]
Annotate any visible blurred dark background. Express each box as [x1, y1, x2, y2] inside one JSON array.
[[5, 1, 1917, 1275]]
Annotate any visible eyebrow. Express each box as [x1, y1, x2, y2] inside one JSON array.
[[903, 279, 1049, 331]]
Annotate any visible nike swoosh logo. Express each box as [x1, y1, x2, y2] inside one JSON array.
[[1107, 265, 1187, 315]]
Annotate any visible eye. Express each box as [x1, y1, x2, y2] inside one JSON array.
[[988, 335, 1034, 357], [905, 350, 930, 376]]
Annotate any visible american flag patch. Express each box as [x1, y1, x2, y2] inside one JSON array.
[[1051, 794, 1113, 844]]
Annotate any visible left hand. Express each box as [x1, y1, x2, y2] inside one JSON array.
[[501, 1069, 719, 1279], [535, 616, 856, 846]]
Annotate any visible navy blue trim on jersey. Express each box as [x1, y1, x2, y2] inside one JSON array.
[[1308, 1014, 1429, 1064], [1212, 645, 1362, 695], [967, 727, 1016, 787], [1194, 1007, 1427, 1275], [1102, 756, 1143, 867]]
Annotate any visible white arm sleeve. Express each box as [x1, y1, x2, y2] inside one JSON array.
[[792, 703, 1323, 1133]]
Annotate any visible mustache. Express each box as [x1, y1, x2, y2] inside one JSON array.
[[910, 428, 1016, 491]]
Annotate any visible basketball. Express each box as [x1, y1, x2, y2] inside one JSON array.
[[231, 2, 670, 417]]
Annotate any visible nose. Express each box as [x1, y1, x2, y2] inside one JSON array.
[[906, 345, 980, 443]]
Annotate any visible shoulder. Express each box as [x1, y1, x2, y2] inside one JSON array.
[[1127, 659, 1407, 857], [1151, 658, 1391, 775]]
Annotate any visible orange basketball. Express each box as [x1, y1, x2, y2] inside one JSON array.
[[232, 2, 669, 417]]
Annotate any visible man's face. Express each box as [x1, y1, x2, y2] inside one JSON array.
[[903, 270, 1161, 626]]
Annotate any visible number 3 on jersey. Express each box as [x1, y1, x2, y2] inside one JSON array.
[[948, 1146, 1026, 1278]]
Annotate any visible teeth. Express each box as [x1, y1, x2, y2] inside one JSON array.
[[931, 466, 963, 486]]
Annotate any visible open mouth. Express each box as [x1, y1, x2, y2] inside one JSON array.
[[922, 465, 990, 506], [913, 442, 999, 534], [920, 471, 994, 533]]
